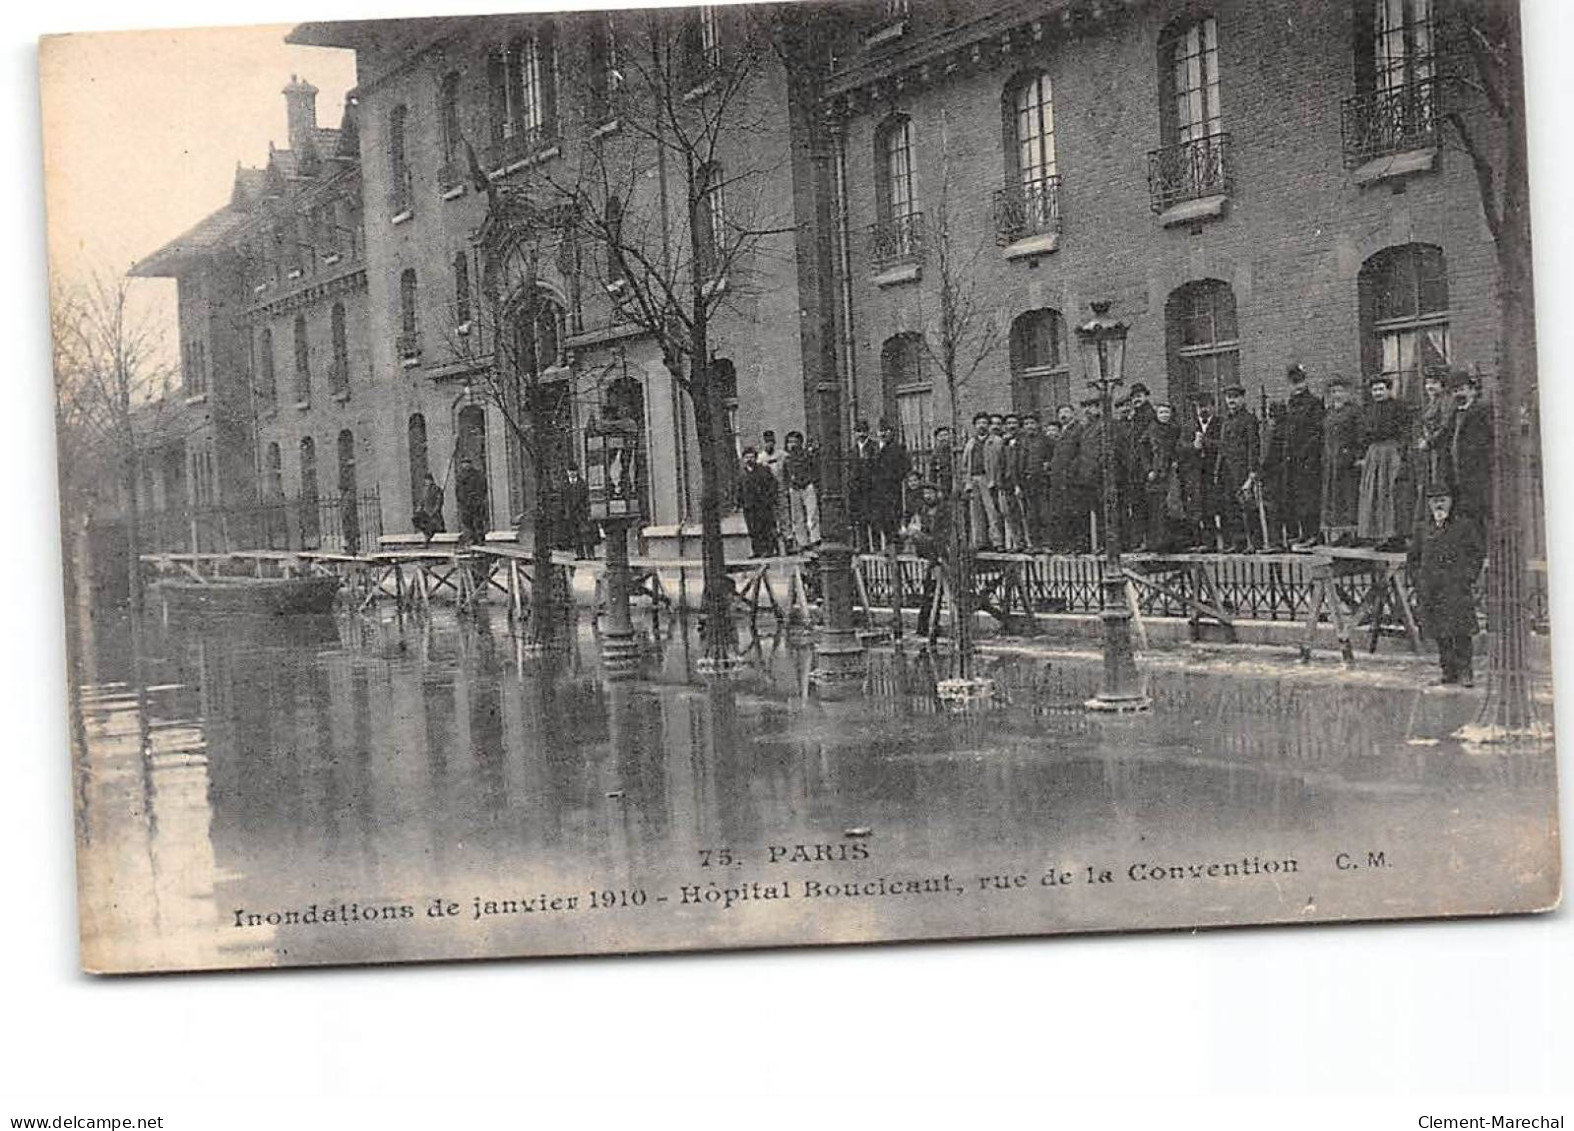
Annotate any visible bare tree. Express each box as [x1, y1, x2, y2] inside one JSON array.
[[1438, 0, 1540, 735], [549, 5, 798, 667], [51, 271, 179, 619], [916, 126, 1003, 681]]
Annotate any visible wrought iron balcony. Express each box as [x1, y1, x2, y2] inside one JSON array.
[[485, 124, 559, 173], [867, 211, 925, 274], [436, 157, 463, 194], [994, 176, 1062, 246], [1341, 77, 1441, 168], [1147, 132, 1232, 214]]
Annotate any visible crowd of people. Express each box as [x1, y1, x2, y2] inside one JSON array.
[[735, 363, 1496, 684]]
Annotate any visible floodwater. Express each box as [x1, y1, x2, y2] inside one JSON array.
[[70, 608, 1560, 973]]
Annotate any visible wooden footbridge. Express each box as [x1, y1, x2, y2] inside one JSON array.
[[136, 532, 1480, 660]]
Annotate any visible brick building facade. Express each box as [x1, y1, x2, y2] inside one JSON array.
[[130, 0, 1509, 553]]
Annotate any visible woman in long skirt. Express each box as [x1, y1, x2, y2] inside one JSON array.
[[1357, 375, 1412, 550]]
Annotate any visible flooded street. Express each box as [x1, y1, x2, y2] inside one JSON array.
[[71, 611, 1560, 973]]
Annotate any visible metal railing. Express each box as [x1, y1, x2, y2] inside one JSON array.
[[867, 211, 925, 273], [1147, 132, 1232, 213], [993, 176, 1062, 246], [485, 124, 558, 172], [1341, 76, 1441, 167]]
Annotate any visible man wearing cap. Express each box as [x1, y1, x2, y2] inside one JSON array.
[[1048, 404, 1083, 550], [848, 419, 876, 552], [1409, 486, 1485, 686], [1073, 396, 1120, 550], [1016, 413, 1053, 550], [1446, 369, 1493, 534], [1320, 378, 1363, 545], [870, 419, 910, 553], [911, 479, 952, 640], [1218, 384, 1261, 551], [1124, 382, 1158, 548], [1282, 365, 1325, 548], [961, 412, 1003, 551], [1357, 375, 1412, 550], [759, 429, 787, 554]]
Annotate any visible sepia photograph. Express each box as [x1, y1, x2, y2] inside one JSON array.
[[38, 0, 1561, 977]]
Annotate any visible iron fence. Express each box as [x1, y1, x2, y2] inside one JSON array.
[[141, 486, 383, 556]]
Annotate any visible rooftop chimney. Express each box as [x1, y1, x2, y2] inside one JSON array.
[[283, 74, 319, 157]]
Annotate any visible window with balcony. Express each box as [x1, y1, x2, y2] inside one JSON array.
[[388, 103, 413, 219], [870, 115, 922, 279], [1344, 0, 1440, 176], [293, 314, 311, 406], [489, 30, 557, 168], [997, 72, 1061, 253], [399, 268, 421, 363], [1150, 16, 1231, 221], [330, 303, 350, 399], [1165, 280, 1239, 413], [880, 332, 931, 456], [1009, 309, 1070, 416], [1360, 244, 1449, 403]]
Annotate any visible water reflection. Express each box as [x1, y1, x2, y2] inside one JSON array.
[[72, 609, 1558, 972]]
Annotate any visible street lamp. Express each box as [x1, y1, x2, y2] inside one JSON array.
[[586, 412, 643, 677], [1075, 301, 1150, 713]]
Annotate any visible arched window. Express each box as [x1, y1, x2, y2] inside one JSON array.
[[337, 429, 361, 554], [408, 413, 430, 511], [490, 30, 555, 160], [330, 303, 349, 397], [588, 12, 621, 122], [453, 251, 472, 325], [292, 314, 311, 405], [388, 104, 412, 216], [438, 71, 462, 177], [399, 268, 420, 360], [1152, 16, 1228, 210], [1165, 280, 1239, 413], [880, 332, 931, 454], [695, 162, 726, 280], [257, 328, 276, 402], [1359, 243, 1449, 403], [299, 436, 321, 547], [1349, 0, 1439, 162], [1009, 309, 1069, 415], [998, 72, 1059, 242]]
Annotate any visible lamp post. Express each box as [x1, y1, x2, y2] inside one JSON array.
[[1076, 301, 1150, 713], [586, 413, 643, 677]]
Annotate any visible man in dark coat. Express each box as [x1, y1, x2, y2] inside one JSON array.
[[1016, 413, 1053, 550], [1282, 365, 1325, 547], [1446, 369, 1493, 535], [928, 425, 956, 497], [455, 457, 490, 547], [1217, 384, 1261, 551], [1178, 393, 1221, 550], [1320, 378, 1363, 545], [1409, 487, 1485, 686], [911, 480, 952, 639], [738, 447, 779, 559], [561, 465, 594, 559], [847, 419, 876, 552], [1124, 382, 1158, 550], [1139, 402, 1182, 552], [1048, 405, 1083, 551], [870, 419, 910, 552], [413, 471, 446, 546], [1073, 398, 1120, 551]]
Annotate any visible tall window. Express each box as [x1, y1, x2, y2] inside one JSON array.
[[399, 268, 420, 359], [293, 314, 311, 405], [257, 328, 276, 402], [1001, 73, 1058, 239], [438, 72, 462, 182], [337, 429, 361, 552], [696, 162, 727, 280], [388, 104, 412, 215], [588, 13, 621, 121], [880, 333, 931, 454], [1165, 280, 1239, 413], [1360, 244, 1449, 403], [330, 303, 349, 397], [300, 436, 320, 547], [515, 292, 565, 374], [453, 252, 472, 325], [1152, 16, 1228, 210], [1347, 0, 1438, 162], [492, 31, 554, 155], [683, 7, 721, 75], [408, 413, 430, 512], [1009, 309, 1069, 416], [873, 116, 919, 266], [265, 442, 283, 499]]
